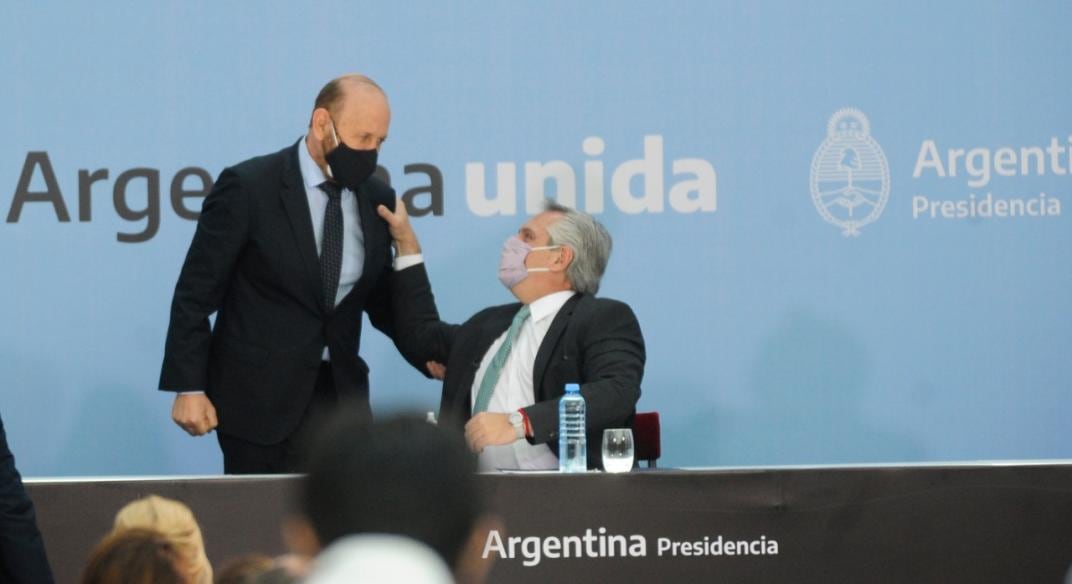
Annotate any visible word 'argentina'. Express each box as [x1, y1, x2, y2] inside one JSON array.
[[482, 528, 778, 567], [913, 135, 1072, 188]]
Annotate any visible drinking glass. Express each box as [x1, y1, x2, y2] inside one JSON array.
[[602, 428, 634, 473]]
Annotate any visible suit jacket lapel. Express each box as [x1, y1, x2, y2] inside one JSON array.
[[279, 139, 326, 313], [532, 294, 583, 400], [357, 183, 384, 293]]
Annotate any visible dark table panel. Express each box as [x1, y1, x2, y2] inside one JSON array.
[[27, 464, 1072, 583]]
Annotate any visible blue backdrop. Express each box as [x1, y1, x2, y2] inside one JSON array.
[[1, 1, 1068, 476]]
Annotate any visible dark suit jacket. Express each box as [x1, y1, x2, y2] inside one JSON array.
[[393, 264, 645, 469], [0, 413, 54, 584], [159, 140, 421, 444]]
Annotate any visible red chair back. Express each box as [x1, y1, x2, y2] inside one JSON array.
[[632, 411, 661, 467]]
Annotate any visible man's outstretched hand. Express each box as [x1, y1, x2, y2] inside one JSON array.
[[377, 199, 422, 256]]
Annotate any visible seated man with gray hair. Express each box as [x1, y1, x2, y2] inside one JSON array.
[[378, 201, 646, 470]]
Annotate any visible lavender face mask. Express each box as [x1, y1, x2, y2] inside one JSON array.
[[497, 235, 560, 290]]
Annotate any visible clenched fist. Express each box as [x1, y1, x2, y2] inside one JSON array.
[[171, 393, 218, 436]]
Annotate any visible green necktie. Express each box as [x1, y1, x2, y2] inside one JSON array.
[[472, 305, 531, 414]]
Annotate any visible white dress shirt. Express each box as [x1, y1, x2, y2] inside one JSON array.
[[472, 290, 577, 471]]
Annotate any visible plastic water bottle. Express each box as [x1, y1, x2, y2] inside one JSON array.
[[558, 383, 587, 472]]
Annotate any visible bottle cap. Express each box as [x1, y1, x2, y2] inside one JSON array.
[[565, 383, 580, 393]]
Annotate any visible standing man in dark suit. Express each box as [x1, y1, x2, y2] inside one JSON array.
[[0, 412, 54, 583], [377, 200, 645, 470], [160, 74, 425, 473]]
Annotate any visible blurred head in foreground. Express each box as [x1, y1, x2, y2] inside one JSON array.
[[214, 554, 273, 584], [112, 495, 212, 584], [215, 553, 305, 584], [305, 534, 455, 584], [292, 412, 496, 584], [82, 528, 188, 584]]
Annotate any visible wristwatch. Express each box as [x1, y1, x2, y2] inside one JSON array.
[[508, 411, 526, 440]]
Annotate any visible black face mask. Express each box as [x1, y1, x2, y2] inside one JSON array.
[[325, 118, 378, 191]]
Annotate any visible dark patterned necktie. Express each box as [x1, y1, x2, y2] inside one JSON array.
[[318, 181, 343, 311]]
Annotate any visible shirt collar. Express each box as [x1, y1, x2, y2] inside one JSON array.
[[298, 135, 330, 190], [527, 290, 577, 323]]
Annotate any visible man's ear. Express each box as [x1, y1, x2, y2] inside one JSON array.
[[454, 514, 504, 584], [551, 246, 574, 273], [310, 108, 331, 142], [281, 514, 321, 558]]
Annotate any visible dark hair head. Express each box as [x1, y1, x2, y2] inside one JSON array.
[[214, 554, 273, 584], [82, 528, 187, 584], [301, 412, 482, 570]]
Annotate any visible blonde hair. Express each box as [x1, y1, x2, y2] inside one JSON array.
[[113, 495, 212, 584]]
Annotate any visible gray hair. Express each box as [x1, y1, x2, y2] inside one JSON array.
[[543, 201, 613, 295]]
